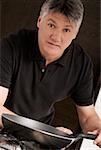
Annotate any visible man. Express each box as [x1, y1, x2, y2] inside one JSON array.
[[0, 0, 101, 148]]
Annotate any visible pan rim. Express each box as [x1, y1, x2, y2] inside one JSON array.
[[2, 113, 75, 141]]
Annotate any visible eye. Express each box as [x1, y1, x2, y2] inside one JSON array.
[[63, 28, 70, 33], [48, 23, 55, 29]]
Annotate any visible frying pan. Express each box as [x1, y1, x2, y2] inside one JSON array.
[[2, 114, 97, 149]]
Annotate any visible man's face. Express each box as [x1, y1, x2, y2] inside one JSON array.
[[37, 12, 78, 63]]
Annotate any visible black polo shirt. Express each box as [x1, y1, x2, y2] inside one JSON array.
[[0, 29, 94, 124]]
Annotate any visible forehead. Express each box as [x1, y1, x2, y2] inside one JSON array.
[[43, 12, 75, 28]]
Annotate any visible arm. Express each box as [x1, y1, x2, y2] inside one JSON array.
[[76, 104, 101, 147], [0, 86, 15, 128]]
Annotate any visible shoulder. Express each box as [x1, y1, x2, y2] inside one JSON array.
[[1, 29, 37, 57], [2, 29, 36, 47], [71, 40, 92, 66], [1, 29, 36, 47], [66, 40, 93, 81]]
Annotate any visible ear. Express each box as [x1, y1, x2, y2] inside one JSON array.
[[37, 16, 42, 28]]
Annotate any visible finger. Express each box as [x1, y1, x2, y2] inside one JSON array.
[[87, 130, 98, 135], [97, 143, 101, 148], [93, 131, 101, 148], [94, 136, 101, 145], [56, 127, 73, 134]]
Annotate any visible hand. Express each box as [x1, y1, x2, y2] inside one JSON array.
[[93, 129, 101, 148], [88, 129, 101, 148], [56, 127, 73, 135]]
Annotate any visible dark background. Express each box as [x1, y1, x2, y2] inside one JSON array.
[[0, 0, 100, 133]]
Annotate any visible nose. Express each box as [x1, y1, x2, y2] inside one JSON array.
[[50, 30, 62, 43]]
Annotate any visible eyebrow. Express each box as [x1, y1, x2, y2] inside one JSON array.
[[47, 18, 73, 28], [47, 19, 56, 24]]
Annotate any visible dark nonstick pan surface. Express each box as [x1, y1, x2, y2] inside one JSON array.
[[2, 114, 96, 149]]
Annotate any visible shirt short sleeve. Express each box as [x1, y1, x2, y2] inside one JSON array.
[[0, 38, 13, 88], [71, 47, 94, 106]]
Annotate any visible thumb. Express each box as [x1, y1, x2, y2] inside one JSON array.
[[56, 127, 73, 135], [88, 129, 99, 135]]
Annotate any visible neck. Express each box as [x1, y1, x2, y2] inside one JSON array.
[[45, 60, 53, 66], [45, 55, 61, 66]]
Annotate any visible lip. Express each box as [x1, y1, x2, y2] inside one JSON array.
[[47, 41, 60, 48]]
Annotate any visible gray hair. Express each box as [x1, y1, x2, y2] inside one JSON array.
[[40, 0, 84, 29]]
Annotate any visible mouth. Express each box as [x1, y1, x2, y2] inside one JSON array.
[[47, 41, 60, 48]]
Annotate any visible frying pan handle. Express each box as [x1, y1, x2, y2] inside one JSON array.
[[80, 133, 97, 140]]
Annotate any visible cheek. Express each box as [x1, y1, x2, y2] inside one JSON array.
[[63, 34, 75, 48], [39, 27, 46, 39], [63, 39, 72, 49], [42, 29, 50, 41], [39, 29, 48, 47]]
